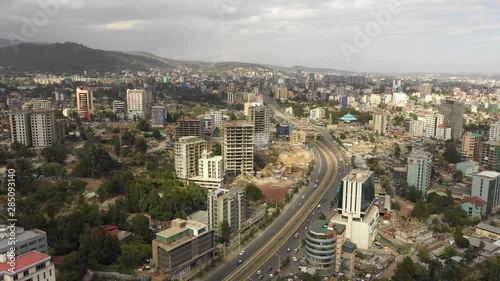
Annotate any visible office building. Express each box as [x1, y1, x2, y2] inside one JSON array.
[[112, 100, 125, 119], [202, 115, 215, 138], [188, 150, 224, 189], [489, 121, 500, 142], [176, 118, 203, 139], [309, 108, 326, 120], [8, 112, 31, 146], [32, 100, 52, 110], [435, 124, 452, 140], [481, 141, 500, 171], [0, 251, 56, 281], [337, 169, 376, 219], [151, 106, 167, 127], [9, 111, 65, 147], [462, 133, 482, 162], [289, 130, 307, 145], [174, 136, 207, 180], [126, 89, 150, 120], [248, 104, 270, 147], [0, 228, 47, 257], [372, 112, 389, 134], [419, 112, 444, 138], [207, 189, 246, 237], [455, 160, 479, 177], [405, 120, 425, 137], [222, 121, 254, 176], [471, 171, 500, 215], [407, 150, 433, 194], [441, 98, 464, 139], [305, 220, 344, 277], [152, 218, 214, 281], [76, 87, 94, 119], [273, 87, 289, 100], [211, 111, 224, 128], [333, 170, 378, 250], [276, 123, 294, 138]]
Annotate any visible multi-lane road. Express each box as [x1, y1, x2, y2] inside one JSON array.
[[199, 95, 349, 281]]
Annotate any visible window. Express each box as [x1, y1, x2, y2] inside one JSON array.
[[23, 270, 29, 276]]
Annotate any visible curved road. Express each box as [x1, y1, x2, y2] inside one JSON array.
[[199, 95, 349, 281]]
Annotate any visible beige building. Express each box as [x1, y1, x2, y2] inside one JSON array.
[[481, 140, 500, 170], [462, 133, 482, 162], [248, 104, 270, 147], [126, 89, 151, 120], [222, 121, 254, 176], [32, 99, 52, 110], [0, 251, 56, 281], [289, 130, 307, 145], [152, 219, 214, 281], [405, 120, 425, 137], [175, 136, 207, 180], [372, 112, 389, 134], [207, 189, 246, 237], [176, 118, 203, 139]]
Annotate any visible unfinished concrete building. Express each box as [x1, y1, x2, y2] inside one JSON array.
[[222, 120, 254, 176], [176, 118, 203, 139]]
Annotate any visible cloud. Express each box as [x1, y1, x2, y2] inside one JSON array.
[[100, 20, 144, 31]]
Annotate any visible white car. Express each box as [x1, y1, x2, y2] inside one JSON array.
[[292, 256, 298, 262], [257, 270, 262, 275], [302, 195, 305, 199], [239, 250, 245, 255]]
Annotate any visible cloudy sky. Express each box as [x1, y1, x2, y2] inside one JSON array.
[[1, 0, 499, 74]]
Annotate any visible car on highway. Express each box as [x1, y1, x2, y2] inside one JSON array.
[[312, 212, 315, 216], [316, 179, 319, 183], [295, 233, 299, 238], [305, 226, 308, 231], [268, 266, 272, 271], [239, 250, 245, 255], [302, 195, 305, 199], [269, 273, 274, 279], [317, 204, 321, 208], [294, 248, 299, 253], [292, 256, 298, 262], [286, 248, 291, 252], [314, 184, 317, 188], [237, 259, 243, 265], [257, 270, 262, 275], [257, 275, 263, 280]]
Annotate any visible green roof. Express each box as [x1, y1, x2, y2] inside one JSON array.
[[333, 223, 346, 232], [343, 241, 357, 250], [471, 133, 481, 137], [310, 219, 331, 234]]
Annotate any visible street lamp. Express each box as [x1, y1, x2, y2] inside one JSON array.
[[275, 253, 281, 270]]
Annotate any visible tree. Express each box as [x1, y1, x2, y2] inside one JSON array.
[[394, 143, 401, 158], [135, 138, 148, 154], [443, 142, 461, 164], [412, 199, 429, 220], [72, 141, 118, 178], [392, 256, 429, 281], [79, 226, 120, 266], [452, 170, 463, 183], [245, 183, 263, 201], [218, 220, 231, 244], [439, 258, 461, 281], [419, 246, 431, 263], [58, 251, 86, 281], [41, 143, 70, 164], [212, 143, 222, 156], [39, 162, 66, 177], [428, 259, 442, 281], [137, 119, 151, 131], [152, 129, 162, 139], [126, 215, 150, 240], [121, 130, 135, 146]]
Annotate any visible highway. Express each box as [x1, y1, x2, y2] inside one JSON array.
[[200, 95, 349, 281]]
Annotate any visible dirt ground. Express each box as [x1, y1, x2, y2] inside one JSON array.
[[253, 178, 295, 201], [278, 147, 313, 166], [395, 196, 414, 217]]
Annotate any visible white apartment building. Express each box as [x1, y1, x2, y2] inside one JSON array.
[[211, 111, 224, 128], [435, 124, 452, 140], [407, 150, 433, 194], [188, 150, 224, 189], [405, 120, 425, 137], [418, 112, 444, 138], [489, 121, 500, 142], [174, 136, 207, 180], [472, 171, 500, 215], [0, 251, 56, 281], [222, 121, 254, 176], [126, 89, 150, 120], [32, 100, 52, 110], [309, 108, 326, 120], [9, 112, 31, 146]]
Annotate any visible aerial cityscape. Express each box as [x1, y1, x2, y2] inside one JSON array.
[[0, 1, 500, 281]]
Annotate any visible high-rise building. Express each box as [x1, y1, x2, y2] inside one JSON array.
[[174, 136, 207, 180], [188, 150, 224, 189], [207, 189, 246, 237], [248, 104, 270, 147], [419, 112, 444, 138], [126, 89, 149, 120], [372, 112, 389, 134], [405, 120, 425, 137], [407, 150, 433, 194], [211, 111, 224, 128], [471, 171, 500, 215], [9, 111, 65, 147], [420, 83, 433, 99], [76, 87, 94, 119], [305, 220, 344, 277], [151, 106, 167, 127], [176, 118, 203, 138], [152, 218, 214, 281], [441, 98, 464, 140], [310, 108, 326, 120], [0, 251, 56, 281], [481, 141, 500, 171], [462, 133, 482, 162], [332, 169, 378, 250], [222, 121, 254, 176], [337, 169, 375, 219], [489, 121, 500, 142], [9, 112, 31, 146]]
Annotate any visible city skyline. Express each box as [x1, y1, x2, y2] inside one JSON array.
[[1, 0, 499, 74]]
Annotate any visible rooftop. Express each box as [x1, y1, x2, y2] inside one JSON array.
[[0, 228, 45, 249], [156, 219, 207, 240], [340, 113, 357, 122], [343, 241, 357, 251], [343, 169, 373, 183], [462, 196, 486, 206], [0, 251, 50, 275], [476, 223, 500, 235], [475, 171, 500, 179], [309, 220, 335, 235]]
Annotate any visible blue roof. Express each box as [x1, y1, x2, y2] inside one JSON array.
[[340, 113, 357, 121]]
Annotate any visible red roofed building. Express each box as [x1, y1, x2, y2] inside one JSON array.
[[0, 251, 55, 281], [461, 196, 487, 217]]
